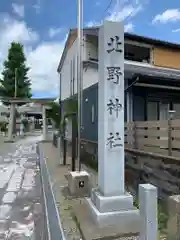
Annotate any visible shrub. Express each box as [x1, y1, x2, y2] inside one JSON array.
[[0, 121, 8, 132], [21, 118, 29, 132]]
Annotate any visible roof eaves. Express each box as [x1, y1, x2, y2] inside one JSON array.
[[82, 27, 180, 50], [57, 28, 99, 73], [58, 26, 180, 73], [57, 29, 74, 73]]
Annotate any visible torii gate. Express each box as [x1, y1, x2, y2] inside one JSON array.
[[0, 97, 55, 142]]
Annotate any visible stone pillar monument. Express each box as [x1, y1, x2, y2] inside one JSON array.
[[86, 21, 139, 229]]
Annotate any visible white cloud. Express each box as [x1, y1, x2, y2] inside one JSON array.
[[172, 28, 180, 32], [106, 4, 142, 22], [86, 21, 101, 27], [124, 22, 134, 32], [152, 9, 180, 24], [0, 14, 65, 98], [48, 27, 62, 38], [27, 41, 65, 95], [0, 15, 38, 45], [86, 20, 134, 32], [86, 0, 145, 31], [106, 0, 144, 22], [12, 3, 25, 18]]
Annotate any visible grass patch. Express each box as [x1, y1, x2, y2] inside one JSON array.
[[134, 198, 168, 232], [81, 152, 98, 171]]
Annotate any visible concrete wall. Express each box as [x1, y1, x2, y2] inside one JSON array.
[[126, 152, 180, 200]]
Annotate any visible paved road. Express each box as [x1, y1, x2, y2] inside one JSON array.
[[0, 134, 44, 239]]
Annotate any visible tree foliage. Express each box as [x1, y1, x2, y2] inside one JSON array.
[[63, 98, 78, 133], [46, 101, 61, 129], [64, 98, 78, 115], [0, 42, 32, 104], [46, 98, 78, 131]]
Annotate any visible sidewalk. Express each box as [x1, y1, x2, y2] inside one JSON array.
[[39, 142, 143, 240], [0, 131, 42, 156], [0, 134, 44, 239], [39, 142, 82, 240]]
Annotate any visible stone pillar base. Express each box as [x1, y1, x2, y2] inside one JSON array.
[[168, 195, 180, 239], [86, 188, 140, 231], [68, 171, 90, 197]]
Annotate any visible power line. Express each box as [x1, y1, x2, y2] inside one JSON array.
[[101, 0, 113, 19]]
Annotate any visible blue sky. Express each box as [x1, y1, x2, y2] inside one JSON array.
[[0, 0, 180, 98]]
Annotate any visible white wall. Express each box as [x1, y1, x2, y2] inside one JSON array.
[[60, 35, 134, 123], [85, 41, 98, 60], [83, 67, 98, 89], [60, 36, 98, 101], [60, 39, 76, 101]]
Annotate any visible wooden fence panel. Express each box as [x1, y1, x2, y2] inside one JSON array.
[[135, 120, 168, 129], [171, 119, 180, 128], [171, 130, 180, 138], [136, 129, 168, 138], [125, 122, 135, 148], [172, 140, 180, 149], [124, 119, 180, 156]]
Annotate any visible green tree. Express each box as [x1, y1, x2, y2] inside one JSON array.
[[63, 98, 78, 133], [0, 42, 32, 104], [46, 101, 61, 129]]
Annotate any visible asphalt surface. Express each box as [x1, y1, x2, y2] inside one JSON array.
[[0, 134, 44, 239]]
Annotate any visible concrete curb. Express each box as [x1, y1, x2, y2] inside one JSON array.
[[37, 143, 66, 240]]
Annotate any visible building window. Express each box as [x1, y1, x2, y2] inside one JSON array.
[[91, 104, 95, 123], [173, 103, 180, 119], [124, 43, 151, 63], [147, 101, 158, 120]]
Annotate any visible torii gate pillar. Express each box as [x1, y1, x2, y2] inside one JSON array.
[[42, 105, 47, 141]]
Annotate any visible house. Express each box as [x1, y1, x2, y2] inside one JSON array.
[[57, 26, 180, 142]]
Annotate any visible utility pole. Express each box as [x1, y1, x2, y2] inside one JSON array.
[[77, 0, 83, 171], [14, 68, 17, 98]]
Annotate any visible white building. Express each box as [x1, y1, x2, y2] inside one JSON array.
[[57, 27, 180, 142]]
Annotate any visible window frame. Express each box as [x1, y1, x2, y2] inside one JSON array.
[[124, 40, 153, 64]]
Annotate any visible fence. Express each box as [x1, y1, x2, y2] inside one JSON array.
[[125, 119, 180, 157]]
